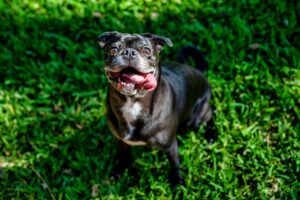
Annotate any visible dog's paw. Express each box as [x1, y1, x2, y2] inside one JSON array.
[[169, 171, 186, 189], [110, 164, 127, 180], [204, 119, 218, 144], [170, 178, 186, 200], [110, 171, 122, 181]]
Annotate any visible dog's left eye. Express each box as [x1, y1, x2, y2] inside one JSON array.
[[142, 47, 151, 56], [109, 47, 119, 56]]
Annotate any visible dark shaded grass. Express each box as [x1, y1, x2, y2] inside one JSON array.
[[0, 0, 299, 199]]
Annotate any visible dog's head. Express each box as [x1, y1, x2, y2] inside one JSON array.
[[98, 31, 173, 97]]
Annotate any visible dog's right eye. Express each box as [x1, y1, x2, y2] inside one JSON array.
[[109, 47, 119, 56]]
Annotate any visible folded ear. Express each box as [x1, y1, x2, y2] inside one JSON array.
[[141, 33, 173, 52], [98, 31, 122, 48]]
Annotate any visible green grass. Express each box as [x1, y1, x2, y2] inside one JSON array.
[[0, 0, 299, 199]]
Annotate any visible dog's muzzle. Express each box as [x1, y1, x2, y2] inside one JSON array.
[[105, 66, 157, 96]]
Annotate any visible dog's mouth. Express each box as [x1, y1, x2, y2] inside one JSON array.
[[105, 67, 157, 96]]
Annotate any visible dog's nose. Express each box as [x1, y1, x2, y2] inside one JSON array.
[[123, 48, 138, 59]]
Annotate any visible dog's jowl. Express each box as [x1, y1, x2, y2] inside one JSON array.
[[98, 31, 213, 187]]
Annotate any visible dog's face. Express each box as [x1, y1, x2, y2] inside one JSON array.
[[98, 32, 172, 96]]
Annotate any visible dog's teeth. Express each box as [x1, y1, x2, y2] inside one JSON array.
[[128, 83, 134, 89]]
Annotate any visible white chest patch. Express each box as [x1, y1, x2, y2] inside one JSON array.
[[121, 97, 142, 122], [120, 98, 145, 146]]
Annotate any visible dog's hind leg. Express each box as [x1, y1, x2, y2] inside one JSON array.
[[187, 90, 217, 143], [187, 90, 212, 128]]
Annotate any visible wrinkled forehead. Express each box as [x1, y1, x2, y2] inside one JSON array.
[[120, 34, 152, 48]]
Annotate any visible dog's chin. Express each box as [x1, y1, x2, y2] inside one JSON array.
[[109, 80, 145, 96]]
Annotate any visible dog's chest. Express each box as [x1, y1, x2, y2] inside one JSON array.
[[121, 98, 142, 123], [119, 98, 146, 146]]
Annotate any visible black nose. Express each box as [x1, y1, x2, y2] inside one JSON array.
[[123, 48, 138, 59]]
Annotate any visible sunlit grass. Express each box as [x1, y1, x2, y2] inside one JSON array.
[[0, 0, 299, 199]]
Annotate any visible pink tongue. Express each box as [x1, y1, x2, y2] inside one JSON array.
[[143, 74, 157, 91], [121, 73, 157, 91], [122, 73, 145, 84]]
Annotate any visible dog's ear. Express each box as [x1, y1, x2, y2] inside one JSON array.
[[98, 31, 122, 48], [141, 33, 173, 52]]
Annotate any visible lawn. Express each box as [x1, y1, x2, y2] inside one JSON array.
[[0, 0, 299, 199]]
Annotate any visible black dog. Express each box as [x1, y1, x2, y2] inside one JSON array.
[[98, 31, 213, 187]]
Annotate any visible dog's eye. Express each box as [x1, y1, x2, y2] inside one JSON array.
[[142, 47, 151, 56], [109, 47, 119, 56]]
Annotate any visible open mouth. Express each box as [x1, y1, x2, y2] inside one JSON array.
[[105, 67, 157, 95]]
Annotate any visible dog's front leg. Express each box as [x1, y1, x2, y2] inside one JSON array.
[[111, 140, 133, 179], [166, 139, 185, 187]]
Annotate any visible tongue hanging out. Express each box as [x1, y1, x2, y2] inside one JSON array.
[[121, 72, 157, 91]]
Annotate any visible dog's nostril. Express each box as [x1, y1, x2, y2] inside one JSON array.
[[123, 48, 137, 58], [131, 50, 137, 57]]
